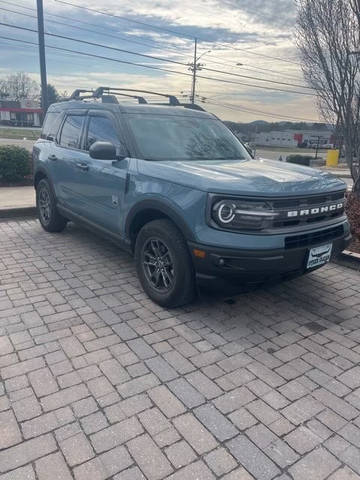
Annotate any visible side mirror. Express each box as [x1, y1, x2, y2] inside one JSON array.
[[89, 141, 117, 160]]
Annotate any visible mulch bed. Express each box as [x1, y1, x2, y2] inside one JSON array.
[[345, 193, 360, 254], [348, 237, 360, 254]]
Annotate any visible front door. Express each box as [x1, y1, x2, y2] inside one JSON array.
[[72, 111, 128, 234]]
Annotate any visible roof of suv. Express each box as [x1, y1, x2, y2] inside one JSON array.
[[48, 101, 215, 118]]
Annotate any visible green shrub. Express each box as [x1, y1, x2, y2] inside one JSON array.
[[286, 154, 314, 166], [0, 145, 31, 183]]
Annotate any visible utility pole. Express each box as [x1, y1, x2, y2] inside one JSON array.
[[190, 38, 197, 104], [188, 40, 209, 104], [37, 0, 48, 114]]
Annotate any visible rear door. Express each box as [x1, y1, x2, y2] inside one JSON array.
[[74, 110, 129, 233]]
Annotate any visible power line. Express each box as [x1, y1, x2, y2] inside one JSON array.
[[200, 54, 303, 80], [209, 44, 301, 66], [0, 34, 318, 120], [0, 21, 187, 67], [0, 21, 314, 93], [54, 0, 194, 39], [203, 99, 320, 123], [0, 4, 193, 58], [200, 65, 312, 90], [0, 34, 193, 77], [53, 0, 302, 66], [4, 1, 303, 79], [0, 32, 316, 96]]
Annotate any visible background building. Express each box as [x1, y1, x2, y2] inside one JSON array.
[[255, 129, 335, 148], [0, 99, 42, 127]]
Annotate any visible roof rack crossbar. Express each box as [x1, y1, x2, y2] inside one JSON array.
[[94, 87, 180, 106], [67, 89, 205, 111], [69, 89, 95, 100], [99, 91, 147, 104]]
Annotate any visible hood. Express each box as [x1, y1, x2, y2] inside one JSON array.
[[138, 157, 346, 197]]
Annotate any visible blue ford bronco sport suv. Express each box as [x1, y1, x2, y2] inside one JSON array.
[[33, 87, 351, 307]]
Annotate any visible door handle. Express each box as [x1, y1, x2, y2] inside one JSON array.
[[48, 154, 58, 161], [76, 162, 89, 171]]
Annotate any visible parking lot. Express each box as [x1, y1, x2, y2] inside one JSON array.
[[1, 217, 360, 479]]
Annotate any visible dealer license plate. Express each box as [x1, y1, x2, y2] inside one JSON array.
[[307, 243, 333, 269]]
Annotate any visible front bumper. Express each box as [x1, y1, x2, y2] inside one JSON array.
[[189, 223, 351, 285]]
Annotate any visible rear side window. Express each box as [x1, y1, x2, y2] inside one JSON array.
[[85, 116, 120, 150], [59, 115, 84, 149], [41, 111, 62, 140]]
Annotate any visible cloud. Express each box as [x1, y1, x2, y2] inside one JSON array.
[[221, 0, 297, 30], [0, 0, 317, 122]]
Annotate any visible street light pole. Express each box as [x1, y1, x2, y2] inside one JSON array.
[[315, 135, 320, 160], [37, 0, 48, 114]]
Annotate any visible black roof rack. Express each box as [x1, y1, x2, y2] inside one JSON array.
[[69, 89, 95, 100], [66, 87, 206, 111], [93, 87, 180, 106]]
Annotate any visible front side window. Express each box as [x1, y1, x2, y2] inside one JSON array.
[[126, 114, 251, 161], [59, 114, 84, 149], [41, 111, 62, 140], [85, 116, 120, 150]]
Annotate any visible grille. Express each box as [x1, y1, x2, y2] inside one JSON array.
[[285, 225, 344, 249], [270, 192, 345, 229], [272, 191, 344, 208]]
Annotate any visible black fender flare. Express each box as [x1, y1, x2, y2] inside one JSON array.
[[125, 198, 195, 242], [33, 165, 50, 189], [33, 167, 59, 207]]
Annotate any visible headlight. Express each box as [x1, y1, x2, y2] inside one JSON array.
[[218, 202, 236, 223], [211, 198, 278, 231]]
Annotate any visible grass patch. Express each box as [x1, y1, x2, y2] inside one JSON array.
[[0, 128, 40, 140]]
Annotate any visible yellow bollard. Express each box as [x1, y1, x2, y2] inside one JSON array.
[[326, 149, 339, 167]]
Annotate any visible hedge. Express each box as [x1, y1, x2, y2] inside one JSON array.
[[0, 145, 31, 183]]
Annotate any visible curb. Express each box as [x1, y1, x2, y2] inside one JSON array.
[[0, 206, 37, 219], [333, 249, 360, 271]]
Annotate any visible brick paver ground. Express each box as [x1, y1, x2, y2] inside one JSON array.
[[1, 218, 360, 480]]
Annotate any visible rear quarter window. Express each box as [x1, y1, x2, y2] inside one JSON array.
[[41, 111, 62, 140]]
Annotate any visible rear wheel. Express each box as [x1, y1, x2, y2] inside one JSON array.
[[135, 219, 196, 307], [36, 178, 67, 232]]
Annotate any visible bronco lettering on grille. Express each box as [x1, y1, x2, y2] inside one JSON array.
[[287, 202, 343, 218]]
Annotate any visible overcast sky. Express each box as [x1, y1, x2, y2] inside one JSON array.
[[0, 0, 320, 123]]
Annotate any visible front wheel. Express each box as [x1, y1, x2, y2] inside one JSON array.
[[135, 219, 196, 308], [36, 178, 67, 232]]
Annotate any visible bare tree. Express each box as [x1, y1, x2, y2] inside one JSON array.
[[295, 0, 360, 186], [0, 72, 39, 101], [0, 79, 9, 98]]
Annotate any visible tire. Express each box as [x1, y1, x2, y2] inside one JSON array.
[[135, 219, 196, 308], [36, 178, 67, 233]]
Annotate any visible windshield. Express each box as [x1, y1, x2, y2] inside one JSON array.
[[127, 114, 251, 161]]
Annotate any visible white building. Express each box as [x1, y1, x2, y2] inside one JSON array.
[[254, 129, 334, 148], [254, 131, 298, 147]]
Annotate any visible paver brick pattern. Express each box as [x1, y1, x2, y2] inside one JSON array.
[[0, 218, 360, 479]]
